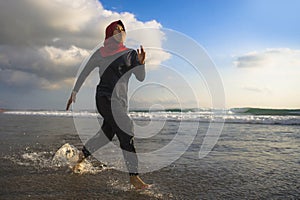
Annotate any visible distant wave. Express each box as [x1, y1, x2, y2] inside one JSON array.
[[130, 108, 203, 113], [230, 107, 300, 116], [132, 107, 300, 116], [2, 110, 98, 118], [2, 109, 300, 126]]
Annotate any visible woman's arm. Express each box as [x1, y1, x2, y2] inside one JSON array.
[[66, 50, 101, 110], [73, 50, 101, 93], [132, 46, 146, 82]]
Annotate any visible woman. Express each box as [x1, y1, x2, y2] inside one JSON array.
[[66, 20, 148, 189]]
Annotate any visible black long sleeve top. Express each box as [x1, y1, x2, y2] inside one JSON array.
[[73, 48, 145, 107]]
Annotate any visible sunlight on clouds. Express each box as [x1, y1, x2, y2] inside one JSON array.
[[227, 48, 300, 108], [234, 48, 300, 69], [122, 15, 170, 68], [43, 77, 77, 90], [40, 46, 90, 67], [31, 0, 99, 32], [234, 48, 300, 86], [0, 0, 166, 92], [0, 69, 76, 90]]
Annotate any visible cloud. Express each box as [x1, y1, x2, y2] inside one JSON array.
[[0, 45, 89, 82], [224, 48, 300, 108], [234, 48, 300, 68], [0, 0, 168, 91], [0, 69, 47, 89], [242, 86, 271, 94]]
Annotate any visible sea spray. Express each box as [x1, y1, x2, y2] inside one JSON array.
[[3, 108, 300, 125], [52, 143, 106, 174]]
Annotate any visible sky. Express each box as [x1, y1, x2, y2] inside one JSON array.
[[0, 0, 299, 110]]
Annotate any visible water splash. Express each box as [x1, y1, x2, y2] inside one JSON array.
[[4, 143, 106, 174], [52, 143, 106, 174]]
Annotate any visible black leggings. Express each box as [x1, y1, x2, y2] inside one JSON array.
[[82, 95, 138, 176]]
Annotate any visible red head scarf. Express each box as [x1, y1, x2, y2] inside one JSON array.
[[100, 20, 128, 57]]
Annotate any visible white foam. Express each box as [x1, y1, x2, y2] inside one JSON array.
[[4, 151, 53, 169], [3, 143, 105, 174], [4, 110, 98, 118], [106, 179, 165, 199], [52, 143, 105, 174], [3, 110, 300, 125], [52, 143, 80, 167], [22, 151, 53, 168]]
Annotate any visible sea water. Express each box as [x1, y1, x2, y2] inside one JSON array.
[[0, 109, 299, 199]]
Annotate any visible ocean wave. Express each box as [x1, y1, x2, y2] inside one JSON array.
[[230, 107, 300, 116], [3, 110, 98, 118], [3, 109, 300, 125]]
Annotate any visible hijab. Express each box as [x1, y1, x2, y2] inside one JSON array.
[[99, 20, 128, 57]]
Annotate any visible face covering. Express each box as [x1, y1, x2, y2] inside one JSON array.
[[99, 20, 128, 57]]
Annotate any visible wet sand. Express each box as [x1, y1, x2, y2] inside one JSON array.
[[1, 114, 299, 199]]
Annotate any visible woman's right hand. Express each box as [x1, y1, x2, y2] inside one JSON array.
[[137, 45, 146, 65], [66, 91, 77, 110]]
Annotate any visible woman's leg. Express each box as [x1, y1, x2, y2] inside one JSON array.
[[98, 97, 139, 175], [81, 96, 115, 158], [108, 101, 148, 188], [79, 96, 148, 188], [113, 113, 138, 176], [82, 119, 115, 158], [116, 129, 138, 175]]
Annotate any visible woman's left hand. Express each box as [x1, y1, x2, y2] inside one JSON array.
[[137, 45, 146, 64], [66, 91, 77, 110]]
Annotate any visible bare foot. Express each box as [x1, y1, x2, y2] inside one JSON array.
[[130, 175, 149, 190], [77, 151, 85, 163], [72, 151, 85, 173]]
